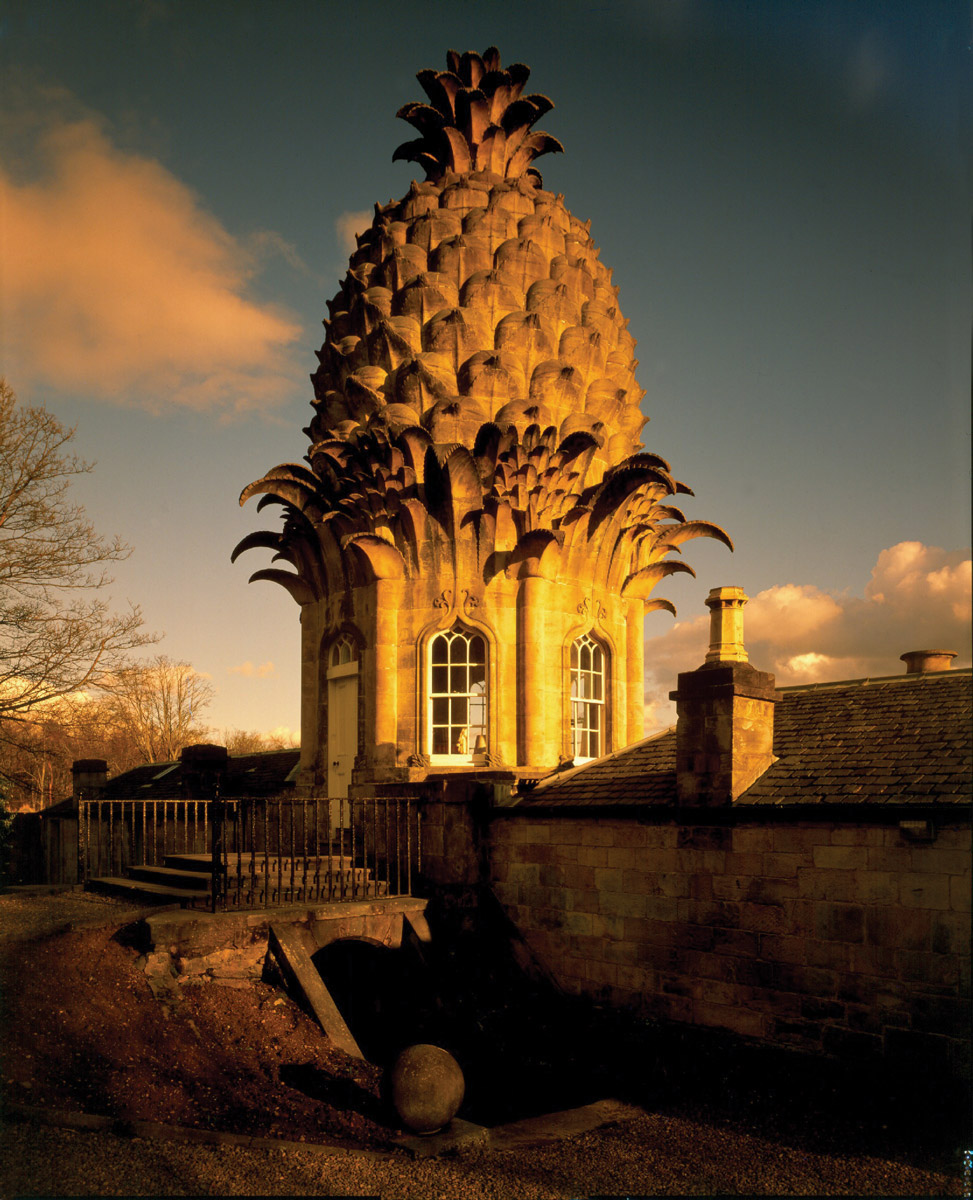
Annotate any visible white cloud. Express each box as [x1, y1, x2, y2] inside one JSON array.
[[1, 104, 304, 414], [229, 660, 277, 679], [335, 210, 372, 256], [645, 541, 972, 730]]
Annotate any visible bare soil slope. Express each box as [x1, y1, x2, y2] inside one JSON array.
[[0, 894, 391, 1146]]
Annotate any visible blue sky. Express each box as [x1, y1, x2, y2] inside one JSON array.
[[2, 0, 970, 737]]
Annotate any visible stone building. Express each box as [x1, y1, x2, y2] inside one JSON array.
[[234, 48, 730, 792], [225, 50, 970, 1078], [474, 604, 972, 1078]]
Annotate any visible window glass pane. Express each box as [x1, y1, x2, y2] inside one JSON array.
[[570, 635, 606, 759], [428, 625, 488, 757]]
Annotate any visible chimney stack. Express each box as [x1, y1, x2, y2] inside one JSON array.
[[180, 744, 229, 798], [670, 587, 777, 804], [72, 759, 108, 809], [900, 649, 956, 674]]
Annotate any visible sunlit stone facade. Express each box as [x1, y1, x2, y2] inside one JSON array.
[[235, 48, 730, 791]]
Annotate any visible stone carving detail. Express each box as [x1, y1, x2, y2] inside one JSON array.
[[407, 752, 431, 768], [576, 597, 609, 623], [432, 590, 452, 610], [461, 589, 480, 615]]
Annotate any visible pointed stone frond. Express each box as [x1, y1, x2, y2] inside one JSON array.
[[394, 48, 563, 184], [236, 421, 727, 613]]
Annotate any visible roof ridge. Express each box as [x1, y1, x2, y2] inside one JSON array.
[[777, 667, 971, 693]]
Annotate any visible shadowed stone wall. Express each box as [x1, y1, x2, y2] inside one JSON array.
[[487, 813, 971, 1077]]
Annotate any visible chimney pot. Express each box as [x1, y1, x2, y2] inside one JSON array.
[[900, 650, 956, 674], [704, 585, 750, 665]]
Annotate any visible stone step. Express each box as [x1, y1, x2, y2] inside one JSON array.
[[86, 876, 209, 905], [126, 864, 217, 890]]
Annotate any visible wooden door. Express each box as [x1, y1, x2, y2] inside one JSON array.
[[327, 673, 358, 802]]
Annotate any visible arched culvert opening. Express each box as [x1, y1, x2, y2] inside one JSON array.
[[312, 938, 437, 1065]]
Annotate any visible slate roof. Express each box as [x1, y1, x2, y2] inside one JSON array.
[[101, 748, 300, 801], [520, 668, 972, 809]]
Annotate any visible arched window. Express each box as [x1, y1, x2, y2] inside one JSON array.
[[571, 633, 606, 761], [428, 627, 487, 760], [329, 633, 357, 671]]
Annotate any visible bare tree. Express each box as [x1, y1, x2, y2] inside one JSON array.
[[222, 728, 298, 755], [0, 380, 154, 720], [103, 656, 214, 764]]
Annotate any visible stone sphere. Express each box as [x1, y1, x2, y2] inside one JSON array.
[[388, 1043, 465, 1134]]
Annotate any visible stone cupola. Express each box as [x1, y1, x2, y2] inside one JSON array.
[[670, 587, 777, 804], [235, 48, 731, 792]]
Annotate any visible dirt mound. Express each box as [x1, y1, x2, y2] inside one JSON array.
[[0, 921, 392, 1147]]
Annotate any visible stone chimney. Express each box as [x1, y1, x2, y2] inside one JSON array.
[[670, 587, 777, 804], [72, 759, 108, 808], [900, 649, 956, 674], [180, 744, 229, 798]]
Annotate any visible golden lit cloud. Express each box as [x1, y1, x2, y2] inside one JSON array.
[[335, 210, 372, 255], [229, 660, 277, 679], [644, 542, 972, 730], [1, 111, 304, 413]]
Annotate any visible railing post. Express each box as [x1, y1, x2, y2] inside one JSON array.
[[77, 792, 87, 887], [210, 778, 225, 913]]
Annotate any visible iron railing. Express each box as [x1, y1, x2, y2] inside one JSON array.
[[78, 793, 420, 911], [78, 797, 210, 882]]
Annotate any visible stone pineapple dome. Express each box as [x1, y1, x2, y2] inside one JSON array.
[[237, 48, 730, 636], [308, 47, 644, 479]]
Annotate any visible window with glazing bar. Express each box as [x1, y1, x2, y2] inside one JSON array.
[[428, 627, 487, 760], [570, 633, 606, 760]]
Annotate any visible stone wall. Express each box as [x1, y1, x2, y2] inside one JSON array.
[[488, 813, 971, 1077]]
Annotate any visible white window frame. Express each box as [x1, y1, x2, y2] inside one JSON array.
[[570, 632, 606, 762], [426, 627, 487, 765]]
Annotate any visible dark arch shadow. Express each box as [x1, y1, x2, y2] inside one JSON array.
[[311, 937, 441, 1066]]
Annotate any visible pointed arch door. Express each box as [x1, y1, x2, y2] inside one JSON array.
[[327, 634, 359, 799]]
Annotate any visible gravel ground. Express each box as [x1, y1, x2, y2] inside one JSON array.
[[0, 889, 966, 1198], [2, 1110, 963, 1197]]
